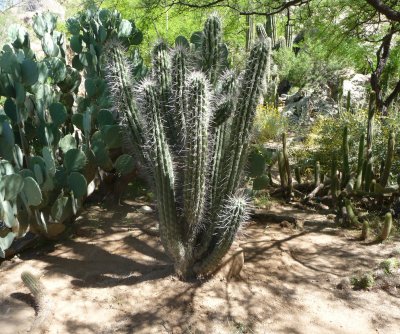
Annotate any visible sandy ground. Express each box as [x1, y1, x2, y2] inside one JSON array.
[[0, 199, 399, 334]]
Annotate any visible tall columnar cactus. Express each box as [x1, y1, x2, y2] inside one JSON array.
[[341, 126, 350, 188], [355, 134, 365, 190], [380, 131, 395, 187], [285, 23, 293, 49], [106, 15, 269, 278], [282, 133, 292, 197], [265, 14, 277, 48], [331, 157, 339, 207]]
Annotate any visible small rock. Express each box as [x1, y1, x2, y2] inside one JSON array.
[[75, 226, 103, 237], [139, 205, 153, 213], [226, 248, 244, 281], [318, 204, 330, 210], [217, 247, 244, 281], [327, 214, 336, 220], [337, 277, 351, 290], [280, 220, 292, 228], [295, 220, 304, 229]]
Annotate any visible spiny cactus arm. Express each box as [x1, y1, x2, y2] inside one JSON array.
[[380, 131, 395, 187], [198, 40, 268, 260], [355, 134, 365, 190], [193, 196, 247, 275], [21, 271, 45, 299], [152, 41, 176, 144], [282, 133, 292, 195], [213, 70, 237, 127], [209, 71, 238, 207], [202, 13, 222, 86], [21, 271, 53, 334], [380, 212, 392, 241], [183, 72, 211, 240], [209, 123, 231, 210], [331, 157, 338, 206], [256, 23, 268, 41], [170, 46, 188, 148], [341, 126, 350, 188], [344, 198, 360, 226], [137, 80, 183, 260], [104, 43, 146, 164], [222, 40, 269, 198], [357, 133, 365, 173], [265, 14, 277, 48]]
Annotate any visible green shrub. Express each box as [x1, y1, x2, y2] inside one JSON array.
[[379, 257, 399, 275], [253, 104, 288, 143], [293, 110, 400, 177], [351, 272, 375, 290]]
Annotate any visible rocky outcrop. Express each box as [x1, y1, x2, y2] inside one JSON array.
[[282, 69, 370, 122]]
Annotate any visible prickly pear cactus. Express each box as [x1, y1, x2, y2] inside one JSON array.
[[105, 14, 270, 278], [0, 9, 143, 257]]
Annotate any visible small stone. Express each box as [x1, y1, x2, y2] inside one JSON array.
[[318, 204, 330, 210], [337, 277, 351, 290], [139, 205, 153, 213], [280, 220, 292, 228], [327, 214, 336, 220]]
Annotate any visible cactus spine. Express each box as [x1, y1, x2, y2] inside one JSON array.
[[106, 15, 269, 278]]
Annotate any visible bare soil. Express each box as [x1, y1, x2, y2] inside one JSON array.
[[1, 199, 399, 334]]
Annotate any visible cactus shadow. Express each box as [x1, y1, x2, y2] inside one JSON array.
[[10, 292, 36, 313], [21, 233, 174, 289]]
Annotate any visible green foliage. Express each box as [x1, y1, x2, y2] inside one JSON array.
[[0, 8, 143, 256], [379, 257, 399, 275], [351, 272, 375, 290], [295, 110, 400, 178], [253, 104, 288, 142]]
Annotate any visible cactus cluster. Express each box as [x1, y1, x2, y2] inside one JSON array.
[[106, 14, 269, 277], [0, 9, 143, 257]]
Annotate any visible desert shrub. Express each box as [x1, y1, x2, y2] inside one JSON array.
[[253, 104, 288, 143], [351, 272, 375, 290], [293, 110, 400, 177], [273, 38, 347, 89], [379, 257, 399, 275]]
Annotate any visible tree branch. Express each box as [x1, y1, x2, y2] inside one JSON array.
[[165, 0, 310, 16], [384, 80, 400, 107], [365, 0, 400, 22]]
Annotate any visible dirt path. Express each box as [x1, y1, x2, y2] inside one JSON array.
[[0, 200, 399, 334]]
